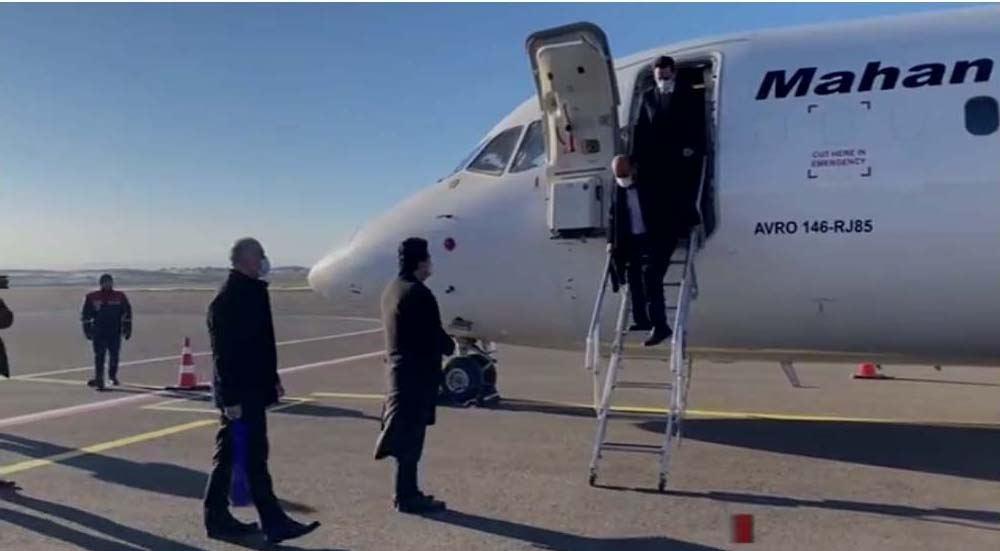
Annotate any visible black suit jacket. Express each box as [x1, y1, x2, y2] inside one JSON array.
[[608, 81, 706, 288], [375, 273, 456, 460], [207, 270, 281, 409]]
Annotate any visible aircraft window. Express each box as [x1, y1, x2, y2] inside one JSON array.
[[965, 96, 998, 136], [511, 120, 545, 173], [453, 140, 486, 174], [467, 126, 523, 175]]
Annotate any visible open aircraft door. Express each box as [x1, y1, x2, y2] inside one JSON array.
[[527, 22, 621, 238]]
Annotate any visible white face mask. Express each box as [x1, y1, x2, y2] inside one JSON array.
[[615, 176, 634, 189], [656, 78, 672, 92], [259, 257, 271, 279]]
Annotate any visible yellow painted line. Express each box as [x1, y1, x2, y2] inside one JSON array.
[[143, 405, 219, 414], [143, 396, 314, 415], [14, 377, 88, 387], [0, 397, 321, 476], [307, 393, 998, 427], [311, 392, 385, 400], [0, 419, 216, 476]]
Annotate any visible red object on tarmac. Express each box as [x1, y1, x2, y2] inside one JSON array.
[[853, 363, 892, 380], [732, 514, 754, 544], [166, 337, 211, 391]]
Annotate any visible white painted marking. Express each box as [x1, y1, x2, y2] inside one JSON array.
[[277, 351, 384, 375], [0, 350, 383, 429], [0, 393, 163, 429], [11, 328, 383, 381]]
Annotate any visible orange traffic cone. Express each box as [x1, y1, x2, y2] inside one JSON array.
[[166, 337, 211, 391], [853, 362, 891, 380]]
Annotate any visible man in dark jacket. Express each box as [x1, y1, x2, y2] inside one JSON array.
[[80, 274, 132, 389], [202, 238, 320, 544], [374, 237, 454, 514], [609, 55, 706, 346]]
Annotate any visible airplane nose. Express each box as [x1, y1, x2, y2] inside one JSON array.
[[308, 246, 353, 300]]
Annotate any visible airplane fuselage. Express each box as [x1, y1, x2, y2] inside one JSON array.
[[310, 7, 1000, 366]]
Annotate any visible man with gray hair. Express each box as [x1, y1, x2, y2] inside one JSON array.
[[203, 237, 320, 544]]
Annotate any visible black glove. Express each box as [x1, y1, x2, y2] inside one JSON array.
[[83, 326, 93, 341], [122, 321, 132, 341]]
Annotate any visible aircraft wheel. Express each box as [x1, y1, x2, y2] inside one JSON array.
[[441, 356, 482, 405]]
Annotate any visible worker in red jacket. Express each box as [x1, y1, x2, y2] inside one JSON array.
[[80, 274, 132, 390]]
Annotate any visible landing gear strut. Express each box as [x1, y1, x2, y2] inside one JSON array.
[[440, 338, 500, 407]]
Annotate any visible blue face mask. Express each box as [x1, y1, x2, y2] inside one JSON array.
[[259, 257, 271, 279]]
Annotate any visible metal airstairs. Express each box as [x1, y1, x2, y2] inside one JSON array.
[[584, 168, 706, 492]]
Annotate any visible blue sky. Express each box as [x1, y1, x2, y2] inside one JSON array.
[[0, 3, 974, 269]]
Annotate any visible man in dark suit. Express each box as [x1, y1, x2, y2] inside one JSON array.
[[609, 55, 706, 346], [203, 237, 320, 544], [374, 237, 454, 514]]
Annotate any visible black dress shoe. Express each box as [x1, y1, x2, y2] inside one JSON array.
[[110, 378, 121, 386], [629, 322, 653, 332], [643, 326, 673, 347], [264, 519, 321, 544], [206, 516, 259, 539], [87, 379, 106, 391], [395, 494, 447, 514]]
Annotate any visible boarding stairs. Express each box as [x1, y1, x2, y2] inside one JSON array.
[[583, 165, 706, 492]]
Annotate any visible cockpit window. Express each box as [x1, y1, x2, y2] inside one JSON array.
[[510, 120, 545, 173], [453, 139, 486, 174], [467, 126, 523, 175]]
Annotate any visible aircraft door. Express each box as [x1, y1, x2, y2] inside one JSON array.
[[526, 22, 621, 238]]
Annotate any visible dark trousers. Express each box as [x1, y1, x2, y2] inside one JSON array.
[[204, 406, 285, 529], [92, 334, 121, 382], [626, 233, 678, 329], [394, 424, 427, 501]]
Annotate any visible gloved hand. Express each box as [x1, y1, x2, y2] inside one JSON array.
[[83, 327, 93, 341], [224, 404, 243, 420]]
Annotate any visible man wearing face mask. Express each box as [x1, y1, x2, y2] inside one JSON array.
[[374, 237, 454, 514], [609, 55, 706, 347], [81, 274, 132, 390], [203, 237, 320, 544]]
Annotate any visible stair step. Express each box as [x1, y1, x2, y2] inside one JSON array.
[[616, 381, 672, 390], [601, 442, 662, 454]]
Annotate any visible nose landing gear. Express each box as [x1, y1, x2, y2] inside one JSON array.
[[440, 338, 500, 407]]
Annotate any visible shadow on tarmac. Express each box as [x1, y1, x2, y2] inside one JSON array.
[[431, 509, 725, 551]]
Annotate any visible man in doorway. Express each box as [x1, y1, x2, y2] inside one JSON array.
[[203, 238, 321, 544], [80, 274, 132, 389], [374, 237, 453, 514], [609, 55, 706, 346]]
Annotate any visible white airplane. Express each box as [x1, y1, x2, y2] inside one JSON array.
[[309, 7, 1000, 405]]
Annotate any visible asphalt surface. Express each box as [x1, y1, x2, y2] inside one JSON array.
[[0, 287, 997, 550]]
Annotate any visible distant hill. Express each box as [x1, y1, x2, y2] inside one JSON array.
[[0, 267, 310, 289]]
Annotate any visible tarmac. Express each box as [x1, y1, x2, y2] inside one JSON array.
[[0, 286, 997, 550]]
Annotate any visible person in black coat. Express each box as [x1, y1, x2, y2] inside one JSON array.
[[374, 237, 454, 514], [202, 238, 320, 544], [0, 287, 19, 492], [609, 55, 706, 346]]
